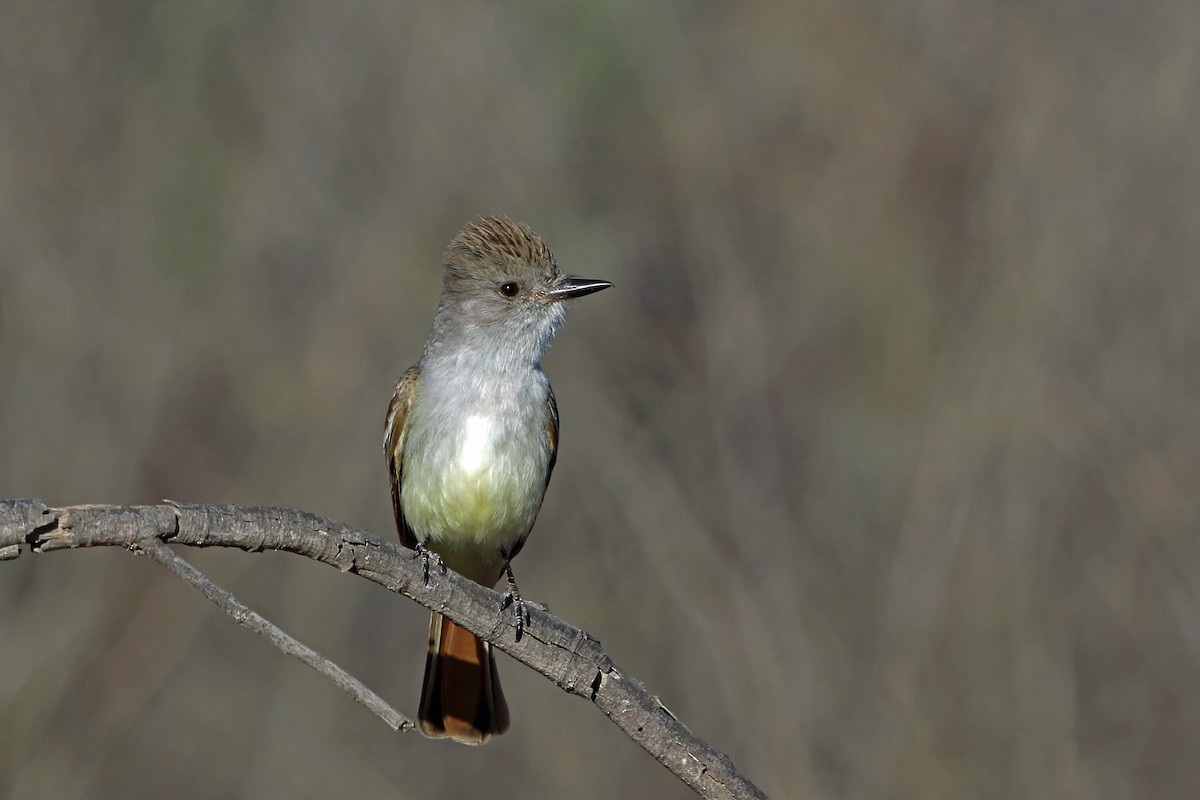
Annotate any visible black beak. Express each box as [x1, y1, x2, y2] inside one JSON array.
[[543, 276, 613, 301]]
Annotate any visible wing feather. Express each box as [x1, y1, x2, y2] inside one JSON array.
[[506, 385, 559, 562], [544, 385, 559, 493], [384, 365, 421, 549]]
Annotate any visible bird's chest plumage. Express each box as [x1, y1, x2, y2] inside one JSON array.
[[399, 371, 551, 582]]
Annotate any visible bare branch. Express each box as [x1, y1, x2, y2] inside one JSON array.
[[0, 498, 769, 800], [134, 535, 413, 732]]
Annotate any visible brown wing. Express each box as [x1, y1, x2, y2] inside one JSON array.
[[506, 385, 559, 562], [544, 385, 559, 493], [384, 365, 421, 549]]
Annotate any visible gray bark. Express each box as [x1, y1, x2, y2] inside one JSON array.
[[0, 499, 768, 800]]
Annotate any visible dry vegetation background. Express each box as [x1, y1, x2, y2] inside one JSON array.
[[2, 2, 1198, 799]]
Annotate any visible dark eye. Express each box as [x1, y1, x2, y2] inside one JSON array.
[[499, 282, 520, 297]]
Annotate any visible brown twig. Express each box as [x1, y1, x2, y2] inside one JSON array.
[[0, 498, 769, 800]]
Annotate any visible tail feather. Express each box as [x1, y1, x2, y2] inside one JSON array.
[[419, 612, 509, 745]]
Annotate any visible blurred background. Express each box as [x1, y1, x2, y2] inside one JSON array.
[[2, 2, 1198, 798]]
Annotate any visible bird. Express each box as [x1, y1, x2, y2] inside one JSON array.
[[384, 215, 611, 744]]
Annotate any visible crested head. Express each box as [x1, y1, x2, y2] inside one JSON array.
[[444, 216, 559, 290], [424, 216, 611, 368]]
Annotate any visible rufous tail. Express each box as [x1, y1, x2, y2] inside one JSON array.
[[418, 612, 509, 744]]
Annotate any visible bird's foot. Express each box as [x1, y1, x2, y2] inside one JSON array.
[[499, 560, 530, 641], [413, 542, 445, 585]]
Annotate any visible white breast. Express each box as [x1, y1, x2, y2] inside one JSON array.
[[458, 414, 494, 473], [401, 395, 550, 584]]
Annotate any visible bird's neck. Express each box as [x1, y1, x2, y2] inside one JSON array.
[[422, 309, 552, 377], [415, 333, 551, 428], [423, 331, 541, 374]]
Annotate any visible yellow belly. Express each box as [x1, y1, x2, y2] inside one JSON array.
[[407, 467, 530, 544], [400, 414, 545, 584]]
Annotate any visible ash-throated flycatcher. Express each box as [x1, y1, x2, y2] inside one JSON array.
[[384, 216, 610, 744]]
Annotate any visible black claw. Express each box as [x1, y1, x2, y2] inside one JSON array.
[[500, 557, 530, 641], [413, 542, 444, 585]]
